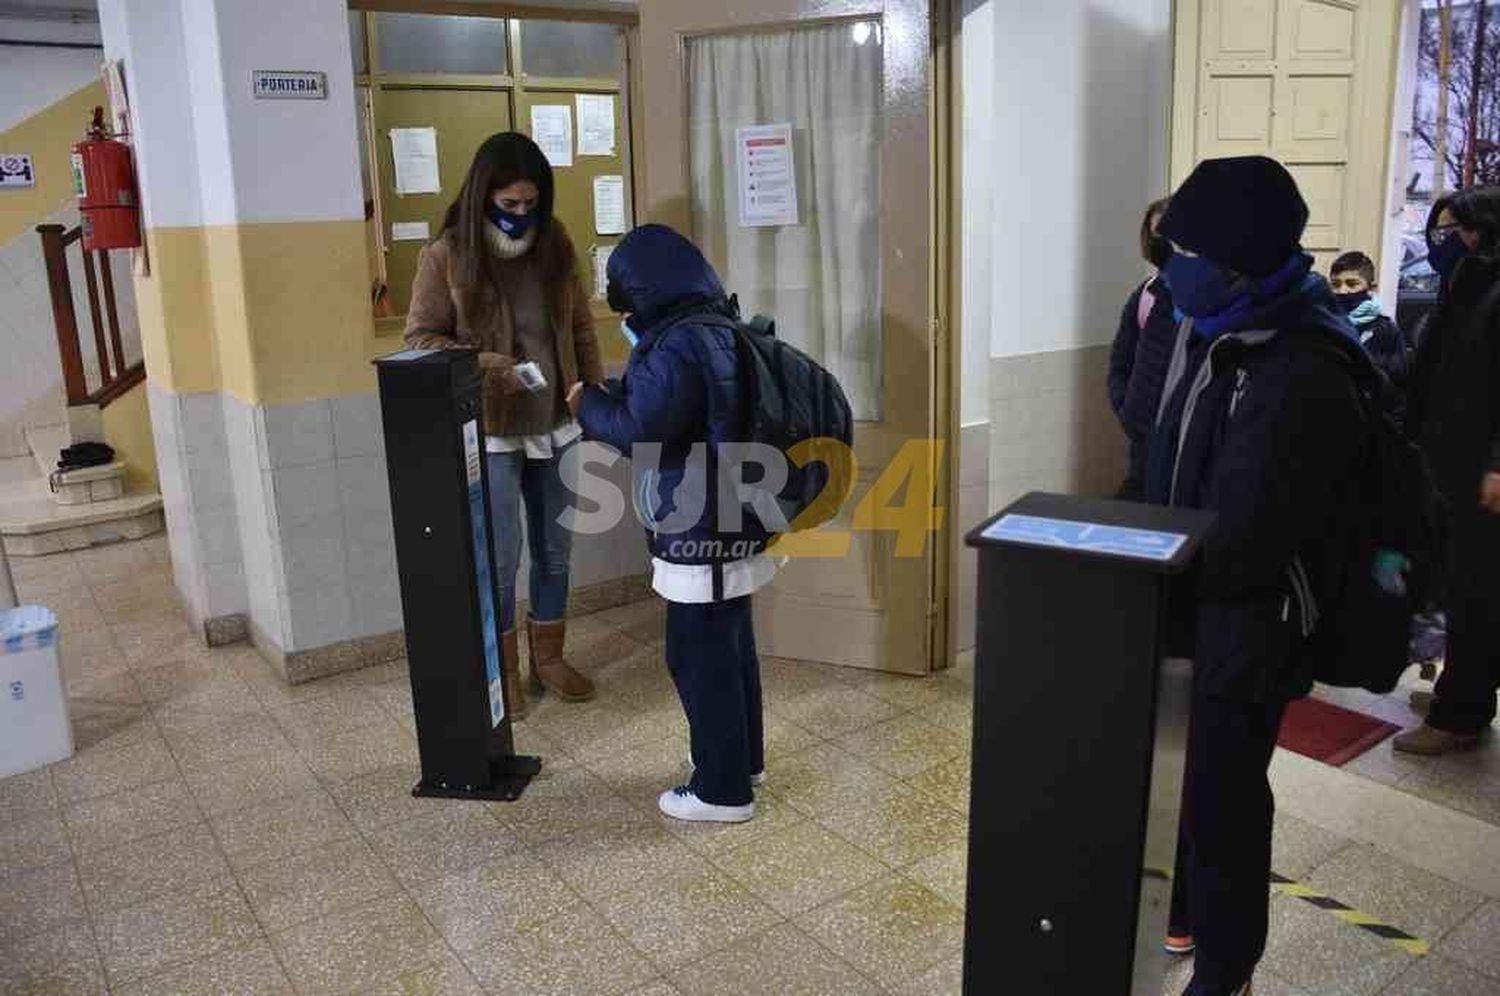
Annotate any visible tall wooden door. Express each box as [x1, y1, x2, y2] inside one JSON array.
[[637, 0, 948, 675], [1171, 0, 1401, 272]]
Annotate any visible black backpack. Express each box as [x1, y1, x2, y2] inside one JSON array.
[[1303, 338, 1445, 694], [673, 308, 856, 537]]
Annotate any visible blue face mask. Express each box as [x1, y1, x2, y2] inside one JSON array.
[[486, 202, 535, 239], [620, 318, 638, 349], [1162, 252, 1241, 319], [1428, 231, 1471, 281]]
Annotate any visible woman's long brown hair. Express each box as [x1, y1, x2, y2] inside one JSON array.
[[441, 132, 575, 328]]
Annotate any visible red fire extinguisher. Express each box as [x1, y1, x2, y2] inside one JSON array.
[[72, 106, 141, 252]]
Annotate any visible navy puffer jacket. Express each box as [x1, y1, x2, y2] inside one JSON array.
[[578, 225, 770, 565]]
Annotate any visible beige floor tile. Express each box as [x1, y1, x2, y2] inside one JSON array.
[[526, 699, 684, 766], [494, 766, 654, 846], [47, 586, 107, 635], [460, 904, 660, 996], [50, 735, 178, 805], [65, 670, 145, 708], [672, 922, 877, 996], [914, 695, 974, 738], [269, 894, 447, 996], [769, 684, 902, 740], [795, 876, 964, 987], [11, 551, 88, 599], [226, 653, 369, 709], [59, 629, 130, 683], [1260, 893, 1411, 996], [905, 753, 971, 815], [0, 767, 58, 825], [1440, 902, 1500, 980], [361, 677, 415, 718], [1381, 955, 1500, 996], [62, 776, 196, 858], [270, 688, 391, 748], [92, 575, 183, 627], [158, 711, 299, 774], [74, 541, 162, 585], [710, 821, 888, 917], [112, 938, 294, 996], [889, 953, 963, 996], [591, 862, 782, 972], [1271, 812, 1353, 880], [66, 701, 157, 755], [76, 822, 233, 914], [662, 788, 808, 859], [300, 720, 422, 785], [835, 713, 968, 780], [817, 789, 969, 869], [134, 657, 254, 708], [366, 805, 521, 886], [592, 599, 667, 646], [363, 954, 486, 996], [837, 667, 972, 711], [0, 808, 72, 872], [409, 850, 579, 952], [238, 835, 400, 932], [0, 917, 106, 996], [767, 743, 906, 817], [110, 615, 207, 668], [626, 984, 683, 996], [182, 748, 320, 817], [580, 733, 696, 807], [94, 883, 263, 987], [1409, 776, 1500, 828], [759, 657, 851, 702], [1306, 845, 1485, 943], [509, 720, 577, 767], [209, 788, 356, 873], [532, 821, 711, 900], [904, 841, 968, 909], [0, 858, 87, 942], [326, 764, 473, 835]]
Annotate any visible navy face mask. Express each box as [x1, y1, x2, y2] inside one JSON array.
[[486, 202, 535, 239], [1162, 252, 1240, 319], [1333, 291, 1370, 314], [1428, 232, 1471, 281]]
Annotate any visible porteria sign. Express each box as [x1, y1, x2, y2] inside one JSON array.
[[252, 70, 327, 100]]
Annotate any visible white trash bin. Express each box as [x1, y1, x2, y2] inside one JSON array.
[[1, 606, 73, 779]]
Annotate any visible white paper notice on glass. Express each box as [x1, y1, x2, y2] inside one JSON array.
[[593, 175, 626, 236], [391, 221, 430, 242], [530, 105, 574, 168], [389, 127, 440, 195], [592, 244, 613, 301], [736, 123, 799, 228], [576, 93, 616, 157]]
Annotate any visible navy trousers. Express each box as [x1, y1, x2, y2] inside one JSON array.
[[664, 595, 764, 807], [1170, 691, 1289, 996]]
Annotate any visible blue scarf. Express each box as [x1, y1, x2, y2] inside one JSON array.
[[1346, 296, 1384, 328], [1183, 252, 1316, 338]]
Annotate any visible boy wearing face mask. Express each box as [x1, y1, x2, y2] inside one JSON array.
[[1329, 251, 1410, 401], [1144, 156, 1374, 996]]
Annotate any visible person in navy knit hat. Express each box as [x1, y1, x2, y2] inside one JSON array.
[[1144, 156, 1373, 996]]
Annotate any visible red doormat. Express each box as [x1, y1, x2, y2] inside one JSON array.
[[1277, 697, 1400, 766]]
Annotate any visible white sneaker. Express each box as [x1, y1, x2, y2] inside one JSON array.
[[657, 786, 754, 824], [687, 754, 766, 788]]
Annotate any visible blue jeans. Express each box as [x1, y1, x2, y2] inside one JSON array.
[[487, 445, 574, 631]]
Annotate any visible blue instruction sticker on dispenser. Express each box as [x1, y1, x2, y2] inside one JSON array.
[[983, 514, 1187, 563]]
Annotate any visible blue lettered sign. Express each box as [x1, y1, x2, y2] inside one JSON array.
[[982, 514, 1188, 563]]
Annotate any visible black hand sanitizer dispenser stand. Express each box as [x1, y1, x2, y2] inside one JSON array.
[[963, 493, 1215, 995], [375, 348, 540, 802]]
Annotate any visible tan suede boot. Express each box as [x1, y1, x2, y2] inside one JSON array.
[[526, 615, 595, 702], [501, 628, 527, 720]]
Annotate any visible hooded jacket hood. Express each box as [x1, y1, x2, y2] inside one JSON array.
[[607, 224, 727, 329]]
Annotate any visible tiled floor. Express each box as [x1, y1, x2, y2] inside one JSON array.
[[2, 537, 1498, 995]]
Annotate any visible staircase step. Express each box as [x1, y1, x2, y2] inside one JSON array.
[[24, 423, 70, 481], [0, 474, 163, 557], [49, 462, 127, 506]]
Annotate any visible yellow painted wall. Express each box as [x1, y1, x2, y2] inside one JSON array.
[[0, 82, 104, 247], [99, 380, 159, 493]]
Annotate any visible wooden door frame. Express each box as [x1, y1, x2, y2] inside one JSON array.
[[636, 0, 955, 675]]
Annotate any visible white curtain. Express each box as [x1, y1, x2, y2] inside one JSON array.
[[687, 22, 884, 420]]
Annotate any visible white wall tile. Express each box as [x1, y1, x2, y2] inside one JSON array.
[[345, 509, 397, 582], [258, 399, 334, 469], [275, 515, 348, 594], [335, 456, 392, 519], [267, 463, 340, 530], [184, 447, 236, 510], [330, 393, 385, 459], [179, 392, 228, 455], [349, 571, 403, 640], [202, 560, 247, 619], [195, 503, 243, 566], [282, 582, 354, 653]]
